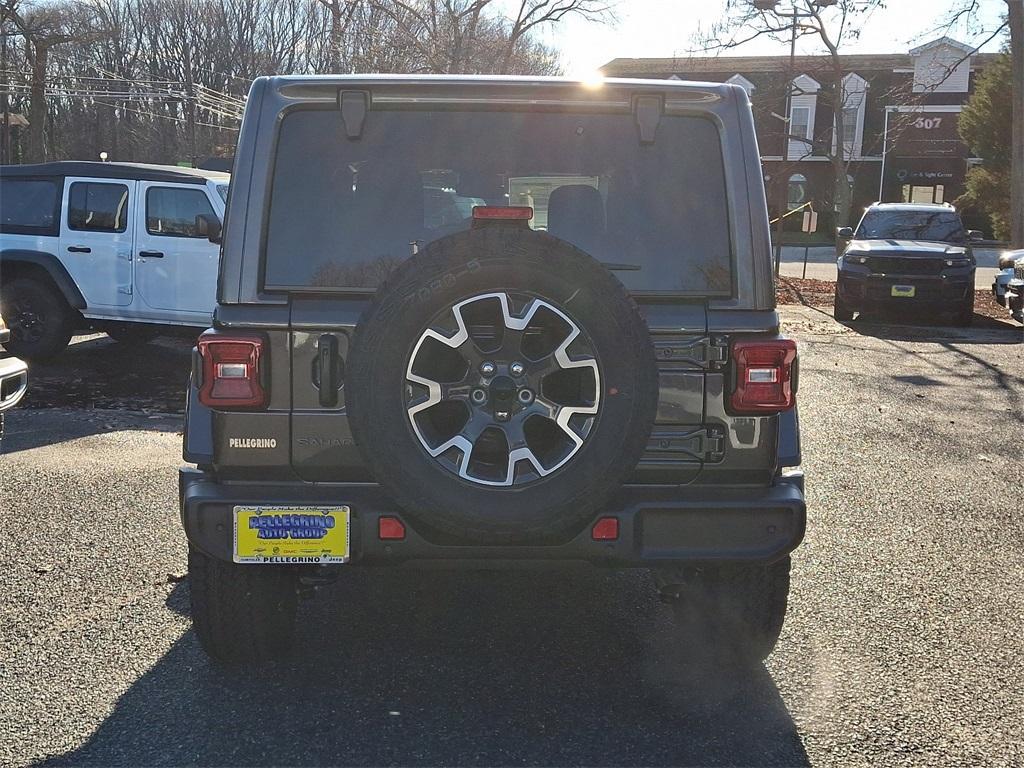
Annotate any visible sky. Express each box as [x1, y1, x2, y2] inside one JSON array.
[[535, 0, 1010, 76]]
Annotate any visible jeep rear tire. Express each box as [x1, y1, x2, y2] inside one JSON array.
[[346, 227, 659, 543], [188, 545, 298, 664], [0, 277, 74, 360], [664, 556, 791, 665]]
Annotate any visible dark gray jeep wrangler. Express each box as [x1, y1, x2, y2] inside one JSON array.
[[180, 75, 805, 665]]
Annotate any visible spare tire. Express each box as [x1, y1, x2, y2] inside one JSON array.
[[346, 226, 658, 543]]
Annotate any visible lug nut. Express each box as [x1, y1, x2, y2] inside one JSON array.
[[470, 388, 488, 405], [479, 361, 496, 377], [517, 388, 535, 404], [510, 361, 525, 377]]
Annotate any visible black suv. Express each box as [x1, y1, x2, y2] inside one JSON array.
[[180, 76, 805, 665], [835, 202, 979, 325]]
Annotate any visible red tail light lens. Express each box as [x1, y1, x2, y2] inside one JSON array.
[[730, 338, 797, 414], [591, 517, 619, 541], [197, 334, 267, 409], [378, 516, 406, 540], [472, 205, 533, 221]]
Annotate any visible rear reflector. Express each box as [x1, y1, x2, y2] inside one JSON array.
[[591, 517, 619, 541], [378, 516, 406, 540], [197, 334, 267, 409], [472, 205, 533, 221], [730, 338, 797, 414]]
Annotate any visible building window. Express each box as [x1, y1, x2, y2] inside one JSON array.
[[834, 72, 868, 159], [787, 173, 808, 210], [789, 106, 811, 160], [787, 75, 820, 160]]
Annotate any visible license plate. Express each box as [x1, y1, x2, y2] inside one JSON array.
[[891, 285, 916, 298], [233, 505, 350, 564]]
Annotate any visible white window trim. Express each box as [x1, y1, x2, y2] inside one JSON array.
[[787, 74, 820, 161], [832, 72, 868, 160]]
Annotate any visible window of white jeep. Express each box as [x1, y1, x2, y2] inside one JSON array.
[[146, 187, 217, 238], [68, 182, 129, 233], [263, 108, 732, 295], [0, 177, 61, 236]]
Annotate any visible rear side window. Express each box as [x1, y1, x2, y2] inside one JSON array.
[[0, 177, 61, 235], [68, 182, 129, 233], [264, 108, 732, 294], [146, 187, 216, 237]]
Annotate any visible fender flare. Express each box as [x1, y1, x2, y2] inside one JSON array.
[[0, 249, 86, 310]]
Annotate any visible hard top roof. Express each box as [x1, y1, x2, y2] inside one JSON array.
[[0, 161, 229, 184], [264, 72, 735, 97], [867, 202, 958, 213]]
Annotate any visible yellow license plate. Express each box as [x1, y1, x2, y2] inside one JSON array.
[[233, 506, 350, 564], [891, 285, 916, 298]]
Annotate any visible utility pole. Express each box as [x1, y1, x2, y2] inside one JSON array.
[[1, 2, 9, 164], [183, 42, 197, 167], [1008, 0, 1023, 248]]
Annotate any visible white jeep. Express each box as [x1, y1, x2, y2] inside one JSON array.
[[0, 161, 227, 359]]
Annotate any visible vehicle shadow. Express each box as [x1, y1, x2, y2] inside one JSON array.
[[19, 333, 194, 414], [840, 308, 1022, 345], [41, 569, 809, 767]]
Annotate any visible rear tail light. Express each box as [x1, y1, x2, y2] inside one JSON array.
[[378, 516, 406, 540], [197, 334, 267, 409], [472, 205, 533, 221], [591, 517, 619, 541], [730, 338, 797, 414]]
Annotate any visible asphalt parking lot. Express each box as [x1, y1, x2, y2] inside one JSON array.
[[1, 307, 1022, 767]]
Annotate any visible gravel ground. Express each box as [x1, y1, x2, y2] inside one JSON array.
[[0, 307, 1021, 767]]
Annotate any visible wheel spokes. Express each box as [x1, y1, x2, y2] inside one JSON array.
[[405, 291, 601, 487]]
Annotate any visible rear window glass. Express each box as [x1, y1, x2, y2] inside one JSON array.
[[0, 178, 60, 235], [856, 209, 966, 243], [264, 109, 732, 294]]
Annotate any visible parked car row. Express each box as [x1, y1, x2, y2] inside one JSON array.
[[992, 249, 1024, 324]]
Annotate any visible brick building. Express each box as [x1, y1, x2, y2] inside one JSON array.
[[602, 37, 997, 231]]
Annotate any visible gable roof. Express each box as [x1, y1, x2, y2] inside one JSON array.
[[909, 36, 975, 55]]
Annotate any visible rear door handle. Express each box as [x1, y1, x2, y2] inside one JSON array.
[[67, 246, 91, 253], [139, 250, 165, 258]]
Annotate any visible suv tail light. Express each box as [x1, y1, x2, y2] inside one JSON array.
[[197, 334, 267, 409], [730, 338, 797, 414]]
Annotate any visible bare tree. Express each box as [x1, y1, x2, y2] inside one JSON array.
[[9, 0, 106, 161], [499, 0, 612, 72], [696, 1, 886, 228]]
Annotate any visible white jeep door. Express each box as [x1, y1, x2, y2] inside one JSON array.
[[58, 177, 135, 308], [133, 182, 220, 320]]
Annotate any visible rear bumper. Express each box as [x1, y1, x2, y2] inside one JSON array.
[[0, 356, 28, 413], [179, 468, 806, 567]]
